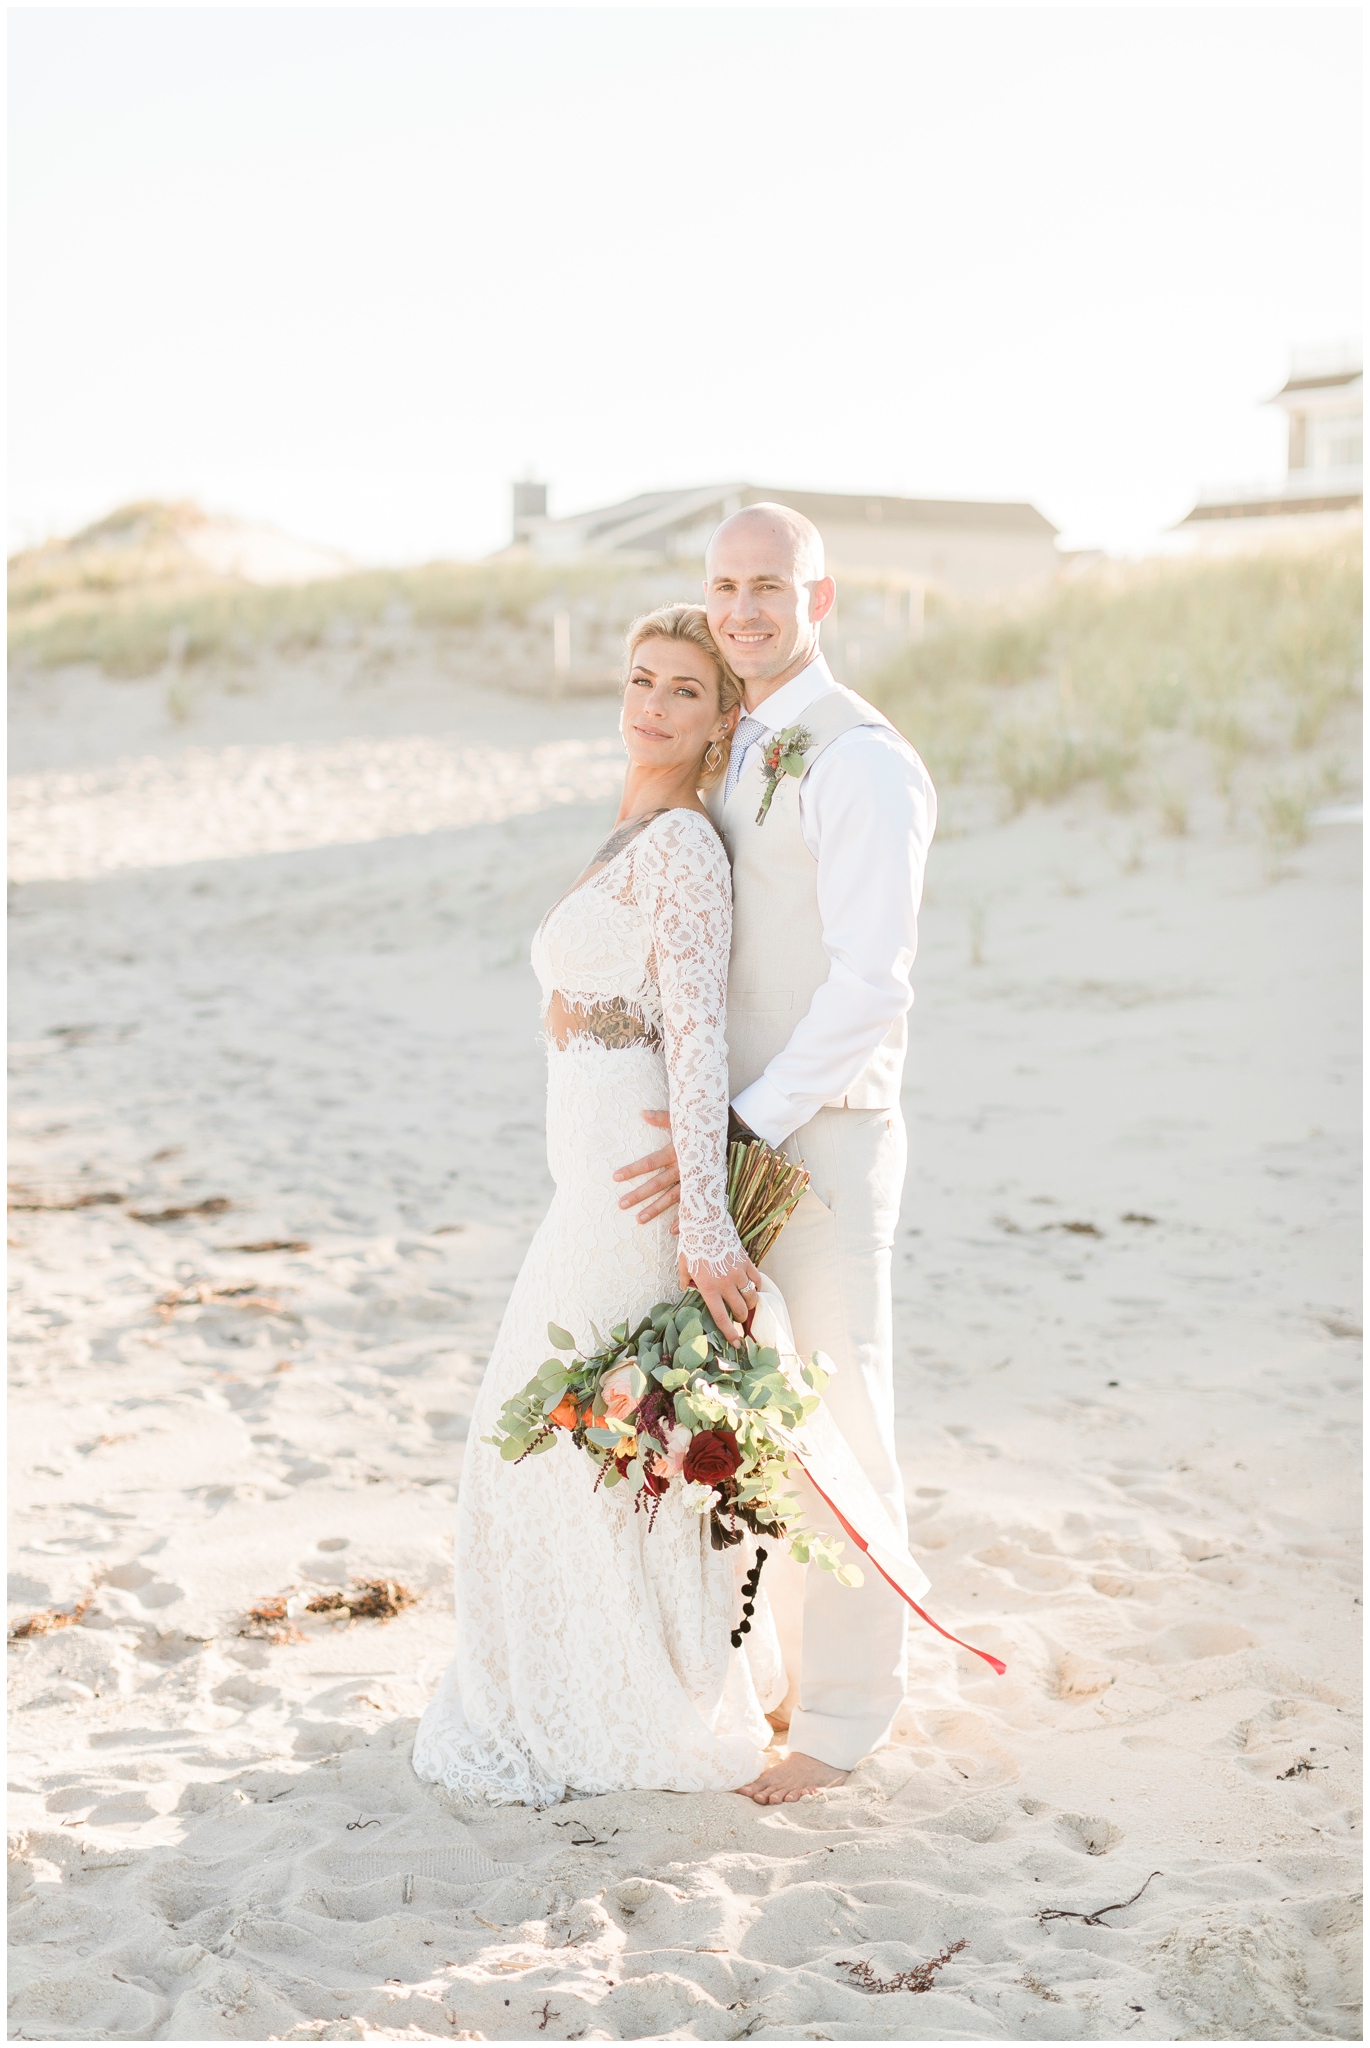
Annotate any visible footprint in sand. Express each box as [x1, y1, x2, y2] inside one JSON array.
[[211, 1675, 279, 1711], [102, 1560, 185, 1609], [133, 1628, 204, 1666], [1054, 1811, 1125, 1855], [901, 1708, 1020, 1791], [1126, 1620, 1255, 1663], [972, 1539, 1075, 1592], [1054, 1649, 1116, 1699], [299, 1537, 351, 1585], [423, 1410, 470, 1442]]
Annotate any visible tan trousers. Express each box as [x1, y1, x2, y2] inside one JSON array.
[[759, 1104, 909, 1771]]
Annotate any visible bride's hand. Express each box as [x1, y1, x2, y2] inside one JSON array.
[[679, 1250, 766, 1345], [615, 1109, 680, 1224]]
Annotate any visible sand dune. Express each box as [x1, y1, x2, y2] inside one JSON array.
[[8, 666, 1361, 2041], [8, 735, 625, 883]]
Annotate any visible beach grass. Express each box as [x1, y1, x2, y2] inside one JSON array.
[[10, 517, 1361, 824], [871, 541, 1362, 813], [7, 549, 660, 677]]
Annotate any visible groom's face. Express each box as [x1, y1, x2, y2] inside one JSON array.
[[704, 520, 828, 691]]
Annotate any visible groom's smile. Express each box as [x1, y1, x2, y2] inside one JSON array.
[[704, 505, 837, 702]]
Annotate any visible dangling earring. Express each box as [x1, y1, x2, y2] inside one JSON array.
[[704, 738, 724, 773]]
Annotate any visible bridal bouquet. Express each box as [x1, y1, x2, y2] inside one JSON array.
[[483, 1137, 863, 1606]]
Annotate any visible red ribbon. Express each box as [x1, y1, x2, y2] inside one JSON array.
[[798, 1463, 1007, 1677]]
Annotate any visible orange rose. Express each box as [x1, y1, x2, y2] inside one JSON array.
[[548, 1391, 585, 1431]]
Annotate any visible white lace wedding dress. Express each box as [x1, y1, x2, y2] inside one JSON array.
[[412, 808, 785, 1805]]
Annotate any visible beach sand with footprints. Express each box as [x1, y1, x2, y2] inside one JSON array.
[[8, 654, 1360, 2041]]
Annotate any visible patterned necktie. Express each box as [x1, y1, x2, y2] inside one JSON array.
[[724, 716, 768, 802]]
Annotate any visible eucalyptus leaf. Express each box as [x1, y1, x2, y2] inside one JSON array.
[[547, 1322, 575, 1351], [499, 1437, 527, 1462]]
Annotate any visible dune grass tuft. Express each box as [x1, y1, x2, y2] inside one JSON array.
[[10, 514, 1361, 834], [8, 553, 661, 678], [872, 542, 1362, 817], [1256, 778, 1318, 855]]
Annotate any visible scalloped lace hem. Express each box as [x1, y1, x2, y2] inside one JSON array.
[[681, 1228, 751, 1281]]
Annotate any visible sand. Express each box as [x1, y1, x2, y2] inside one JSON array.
[[7, 655, 1362, 2042]]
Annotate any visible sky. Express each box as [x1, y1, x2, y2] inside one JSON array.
[[8, 4, 1362, 562]]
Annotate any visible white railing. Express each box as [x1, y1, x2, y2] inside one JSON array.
[[1194, 464, 1362, 508]]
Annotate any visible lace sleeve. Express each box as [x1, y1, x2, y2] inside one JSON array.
[[633, 811, 745, 1279]]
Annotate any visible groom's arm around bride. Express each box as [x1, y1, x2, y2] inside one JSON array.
[[616, 502, 936, 1804]]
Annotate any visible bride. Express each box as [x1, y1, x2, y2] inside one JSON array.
[[412, 604, 788, 1805]]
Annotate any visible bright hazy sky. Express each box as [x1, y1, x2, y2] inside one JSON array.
[[9, 5, 1362, 562]]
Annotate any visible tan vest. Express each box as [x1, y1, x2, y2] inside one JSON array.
[[707, 683, 906, 1108]]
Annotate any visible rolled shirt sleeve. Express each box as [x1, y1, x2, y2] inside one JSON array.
[[731, 725, 936, 1147]]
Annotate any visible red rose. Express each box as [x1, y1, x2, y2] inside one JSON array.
[[682, 1428, 742, 1487]]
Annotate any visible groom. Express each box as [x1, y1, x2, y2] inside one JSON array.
[[616, 502, 937, 1803]]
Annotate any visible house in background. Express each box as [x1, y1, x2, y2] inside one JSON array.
[[508, 482, 1061, 601], [1177, 342, 1362, 550]]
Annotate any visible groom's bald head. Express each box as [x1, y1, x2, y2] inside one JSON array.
[[706, 503, 825, 587], [704, 503, 836, 699]]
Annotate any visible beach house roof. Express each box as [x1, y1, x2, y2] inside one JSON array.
[[1178, 342, 1362, 535], [509, 483, 1060, 597]]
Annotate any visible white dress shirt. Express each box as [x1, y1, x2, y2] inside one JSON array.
[[729, 653, 936, 1148]]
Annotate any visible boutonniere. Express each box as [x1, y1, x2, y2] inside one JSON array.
[[755, 724, 814, 825]]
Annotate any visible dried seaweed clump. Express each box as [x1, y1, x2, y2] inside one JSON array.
[[238, 1578, 418, 1643], [306, 1579, 417, 1623], [839, 1941, 967, 1995], [9, 1593, 93, 1641], [155, 1279, 285, 1319], [8, 1187, 123, 1213], [238, 1596, 305, 1645]]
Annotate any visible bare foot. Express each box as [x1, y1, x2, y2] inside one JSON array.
[[765, 1709, 791, 1737], [734, 1750, 849, 1804]]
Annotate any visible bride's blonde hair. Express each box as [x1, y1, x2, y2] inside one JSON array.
[[623, 604, 744, 791]]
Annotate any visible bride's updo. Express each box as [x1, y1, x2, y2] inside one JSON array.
[[623, 604, 744, 791]]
